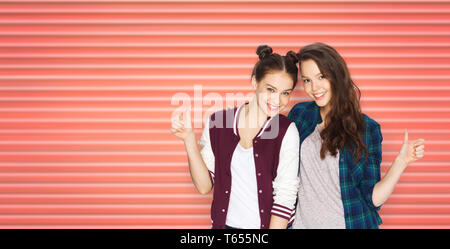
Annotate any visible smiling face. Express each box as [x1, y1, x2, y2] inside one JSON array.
[[300, 59, 332, 111], [252, 70, 295, 117]]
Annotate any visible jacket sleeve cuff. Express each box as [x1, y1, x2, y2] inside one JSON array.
[[208, 170, 215, 186], [364, 184, 382, 211], [271, 203, 296, 223]]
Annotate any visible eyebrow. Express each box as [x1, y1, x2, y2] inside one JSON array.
[[265, 83, 278, 90], [265, 83, 293, 92], [301, 72, 322, 78]]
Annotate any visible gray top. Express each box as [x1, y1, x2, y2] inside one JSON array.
[[292, 125, 346, 229]]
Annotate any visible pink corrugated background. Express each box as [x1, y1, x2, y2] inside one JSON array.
[[0, 0, 449, 228]]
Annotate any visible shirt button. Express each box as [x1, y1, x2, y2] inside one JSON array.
[[260, 209, 264, 213], [255, 154, 259, 157], [257, 172, 261, 176], [262, 224, 265, 228], [254, 140, 257, 143], [259, 189, 262, 194], [225, 190, 229, 194], [222, 209, 225, 213]]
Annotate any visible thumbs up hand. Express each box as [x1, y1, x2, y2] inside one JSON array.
[[397, 129, 425, 166], [170, 108, 194, 141]]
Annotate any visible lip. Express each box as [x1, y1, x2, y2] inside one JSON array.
[[267, 103, 280, 112], [313, 92, 326, 100]]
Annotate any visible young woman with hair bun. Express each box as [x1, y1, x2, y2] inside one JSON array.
[[171, 45, 301, 229]]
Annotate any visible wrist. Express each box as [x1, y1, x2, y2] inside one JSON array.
[[183, 131, 196, 143], [394, 155, 409, 170]]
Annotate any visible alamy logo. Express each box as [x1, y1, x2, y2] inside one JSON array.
[[171, 85, 280, 139]]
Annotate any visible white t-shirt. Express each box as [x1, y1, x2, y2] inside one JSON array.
[[199, 105, 301, 227], [225, 143, 261, 229]]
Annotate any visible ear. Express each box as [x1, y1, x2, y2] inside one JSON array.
[[251, 76, 258, 90]]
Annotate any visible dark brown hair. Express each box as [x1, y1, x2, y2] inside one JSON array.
[[252, 45, 299, 88], [298, 42, 368, 162]]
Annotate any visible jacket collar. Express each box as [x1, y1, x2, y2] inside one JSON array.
[[233, 102, 277, 138], [307, 101, 323, 126]]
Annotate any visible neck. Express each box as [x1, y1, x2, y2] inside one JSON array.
[[319, 104, 331, 128], [245, 97, 269, 129]]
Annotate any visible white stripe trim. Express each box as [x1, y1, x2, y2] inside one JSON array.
[[233, 104, 245, 136], [271, 208, 293, 218], [289, 216, 295, 223], [208, 171, 215, 184], [272, 203, 293, 213], [256, 115, 276, 138], [270, 210, 291, 220]]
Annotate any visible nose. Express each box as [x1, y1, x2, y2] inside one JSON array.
[[271, 93, 280, 105], [310, 80, 318, 91]]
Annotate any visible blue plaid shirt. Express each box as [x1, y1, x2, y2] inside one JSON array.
[[288, 101, 383, 229]]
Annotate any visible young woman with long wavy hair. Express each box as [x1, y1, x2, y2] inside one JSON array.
[[288, 43, 425, 229]]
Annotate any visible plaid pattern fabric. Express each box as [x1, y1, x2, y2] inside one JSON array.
[[288, 101, 383, 229]]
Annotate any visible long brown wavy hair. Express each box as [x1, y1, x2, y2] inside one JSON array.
[[297, 43, 368, 162]]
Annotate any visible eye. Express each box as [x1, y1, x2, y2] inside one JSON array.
[[282, 91, 291, 96], [267, 87, 275, 93], [302, 78, 310, 83], [318, 75, 325, 80]]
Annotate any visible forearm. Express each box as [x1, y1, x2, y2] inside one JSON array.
[[184, 133, 213, 194], [269, 215, 289, 229], [372, 156, 408, 207]]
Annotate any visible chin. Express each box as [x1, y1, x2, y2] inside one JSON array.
[[269, 107, 285, 117], [315, 101, 327, 107], [310, 96, 331, 108]]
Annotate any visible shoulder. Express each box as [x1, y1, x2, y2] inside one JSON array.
[[288, 101, 317, 120], [285, 122, 299, 137], [273, 114, 297, 135], [277, 114, 299, 139], [362, 113, 381, 131], [278, 113, 293, 125], [289, 101, 316, 114], [209, 107, 238, 120], [361, 113, 383, 143], [207, 107, 239, 128]]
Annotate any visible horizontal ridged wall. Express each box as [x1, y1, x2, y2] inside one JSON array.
[[0, 0, 449, 229]]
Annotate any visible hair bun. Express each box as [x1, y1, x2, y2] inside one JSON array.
[[256, 45, 273, 60], [285, 50, 299, 64]]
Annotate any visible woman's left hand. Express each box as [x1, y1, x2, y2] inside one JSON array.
[[397, 129, 425, 166]]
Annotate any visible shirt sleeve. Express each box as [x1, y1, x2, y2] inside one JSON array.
[[199, 117, 215, 184], [360, 122, 383, 211], [271, 122, 300, 222]]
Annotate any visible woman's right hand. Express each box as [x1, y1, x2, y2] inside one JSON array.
[[171, 108, 195, 141]]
